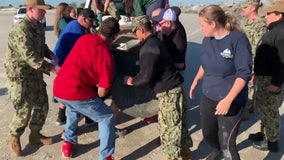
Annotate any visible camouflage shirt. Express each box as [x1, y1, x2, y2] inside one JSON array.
[[243, 15, 267, 58], [4, 16, 53, 81]]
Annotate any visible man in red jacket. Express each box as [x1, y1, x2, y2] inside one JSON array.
[[53, 17, 120, 160]]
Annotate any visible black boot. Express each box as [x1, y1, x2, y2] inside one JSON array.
[[248, 132, 264, 141], [56, 108, 66, 126], [253, 140, 268, 151], [268, 141, 279, 152]]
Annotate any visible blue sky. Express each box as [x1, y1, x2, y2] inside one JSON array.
[[1, 0, 245, 7]]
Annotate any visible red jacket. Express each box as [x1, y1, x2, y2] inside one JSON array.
[[53, 34, 114, 100]]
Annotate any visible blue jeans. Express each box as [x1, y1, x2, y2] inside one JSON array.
[[55, 97, 115, 160]]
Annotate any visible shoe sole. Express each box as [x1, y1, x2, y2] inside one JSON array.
[[252, 144, 268, 151], [56, 121, 66, 126]]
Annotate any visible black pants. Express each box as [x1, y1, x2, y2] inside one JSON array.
[[200, 94, 244, 160]]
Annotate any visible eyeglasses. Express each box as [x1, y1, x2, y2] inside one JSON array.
[[157, 20, 167, 27]]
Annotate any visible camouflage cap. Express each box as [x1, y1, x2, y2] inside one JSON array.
[[264, 1, 284, 13], [132, 15, 149, 32], [241, 0, 260, 7]]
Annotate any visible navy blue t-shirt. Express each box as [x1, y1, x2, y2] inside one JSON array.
[[201, 30, 252, 104]]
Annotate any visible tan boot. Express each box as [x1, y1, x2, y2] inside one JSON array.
[[10, 136, 21, 156], [29, 132, 52, 145]]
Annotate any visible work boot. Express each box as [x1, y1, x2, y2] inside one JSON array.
[[268, 141, 279, 152], [252, 140, 268, 151], [248, 132, 264, 141], [181, 148, 192, 160], [253, 140, 279, 152], [10, 136, 21, 156], [29, 132, 52, 145]]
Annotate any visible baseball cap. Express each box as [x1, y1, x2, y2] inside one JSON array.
[[152, 8, 177, 22], [78, 8, 96, 20], [25, 0, 49, 10], [132, 15, 149, 32], [241, 0, 260, 8], [264, 1, 284, 13]]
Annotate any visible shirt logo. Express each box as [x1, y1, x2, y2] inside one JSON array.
[[220, 48, 233, 58]]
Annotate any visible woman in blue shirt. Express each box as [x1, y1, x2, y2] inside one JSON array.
[[189, 5, 252, 160]]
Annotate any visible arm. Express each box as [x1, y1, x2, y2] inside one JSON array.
[[17, 28, 53, 75], [173, 24, 187, 70], [97, 86, 110, 97], [93, 0, 102, 13], [215, 33, 252, 115], [269, 38, 284, 92], [132, 49, 158, 86], [189, 66, 204, 99], [215, 78, 246, 115], [124, 45, 159, 87], [103, 0, 111, 13]]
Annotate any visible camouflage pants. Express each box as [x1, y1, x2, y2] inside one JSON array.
[[244, 80, 255, 113], [156, 86, 192, 159], [7, 78, 49, 137], [255, 76, 282, 142]]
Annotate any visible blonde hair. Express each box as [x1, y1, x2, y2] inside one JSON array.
[[54, 2, 69, 36], [199, 5, 241, 31]]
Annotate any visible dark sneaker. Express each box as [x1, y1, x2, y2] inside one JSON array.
[[252, 140, 268, 151], [61, 141, 73, 158], [206, 149, 221, 160], [268, 141, 279, 152], [56, 108, 66, 126], [248, 132, 264, 141]]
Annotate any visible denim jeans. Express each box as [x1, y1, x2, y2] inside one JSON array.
[[55, 96, 115, 160]]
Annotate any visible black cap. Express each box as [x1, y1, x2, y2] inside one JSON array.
[[79, 8, 95, 20]]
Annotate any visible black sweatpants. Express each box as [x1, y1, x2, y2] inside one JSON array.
[[200, 94, 244, 160]]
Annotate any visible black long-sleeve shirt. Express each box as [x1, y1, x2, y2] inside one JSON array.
[[254, 20, 284, 87], [132, 34, 183, 94]]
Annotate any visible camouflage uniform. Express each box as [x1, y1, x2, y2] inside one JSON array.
[[156, 86, 192, 160], [242, 10, 267, 119], [4, 16, 53, 137], [255, 76, 282, 142]]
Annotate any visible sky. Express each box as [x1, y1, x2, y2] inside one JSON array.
[[1, 0, 245, 7]]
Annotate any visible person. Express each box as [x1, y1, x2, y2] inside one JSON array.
[[4, 0, 60, 157], [189, 5, 252, 160], [124, 15, 192, 160], [250, 1, 284, 152], [54, 8, 96, 126], [241, 0, 267, 120], [152, 7, 187, 71], [143, 7, 188, 125], [54, 2, 74, 37], [53, 17, 120, 160], [125, 0, 169, 18], [69, 6, 77, 19], [92, 0, 121, 26]]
